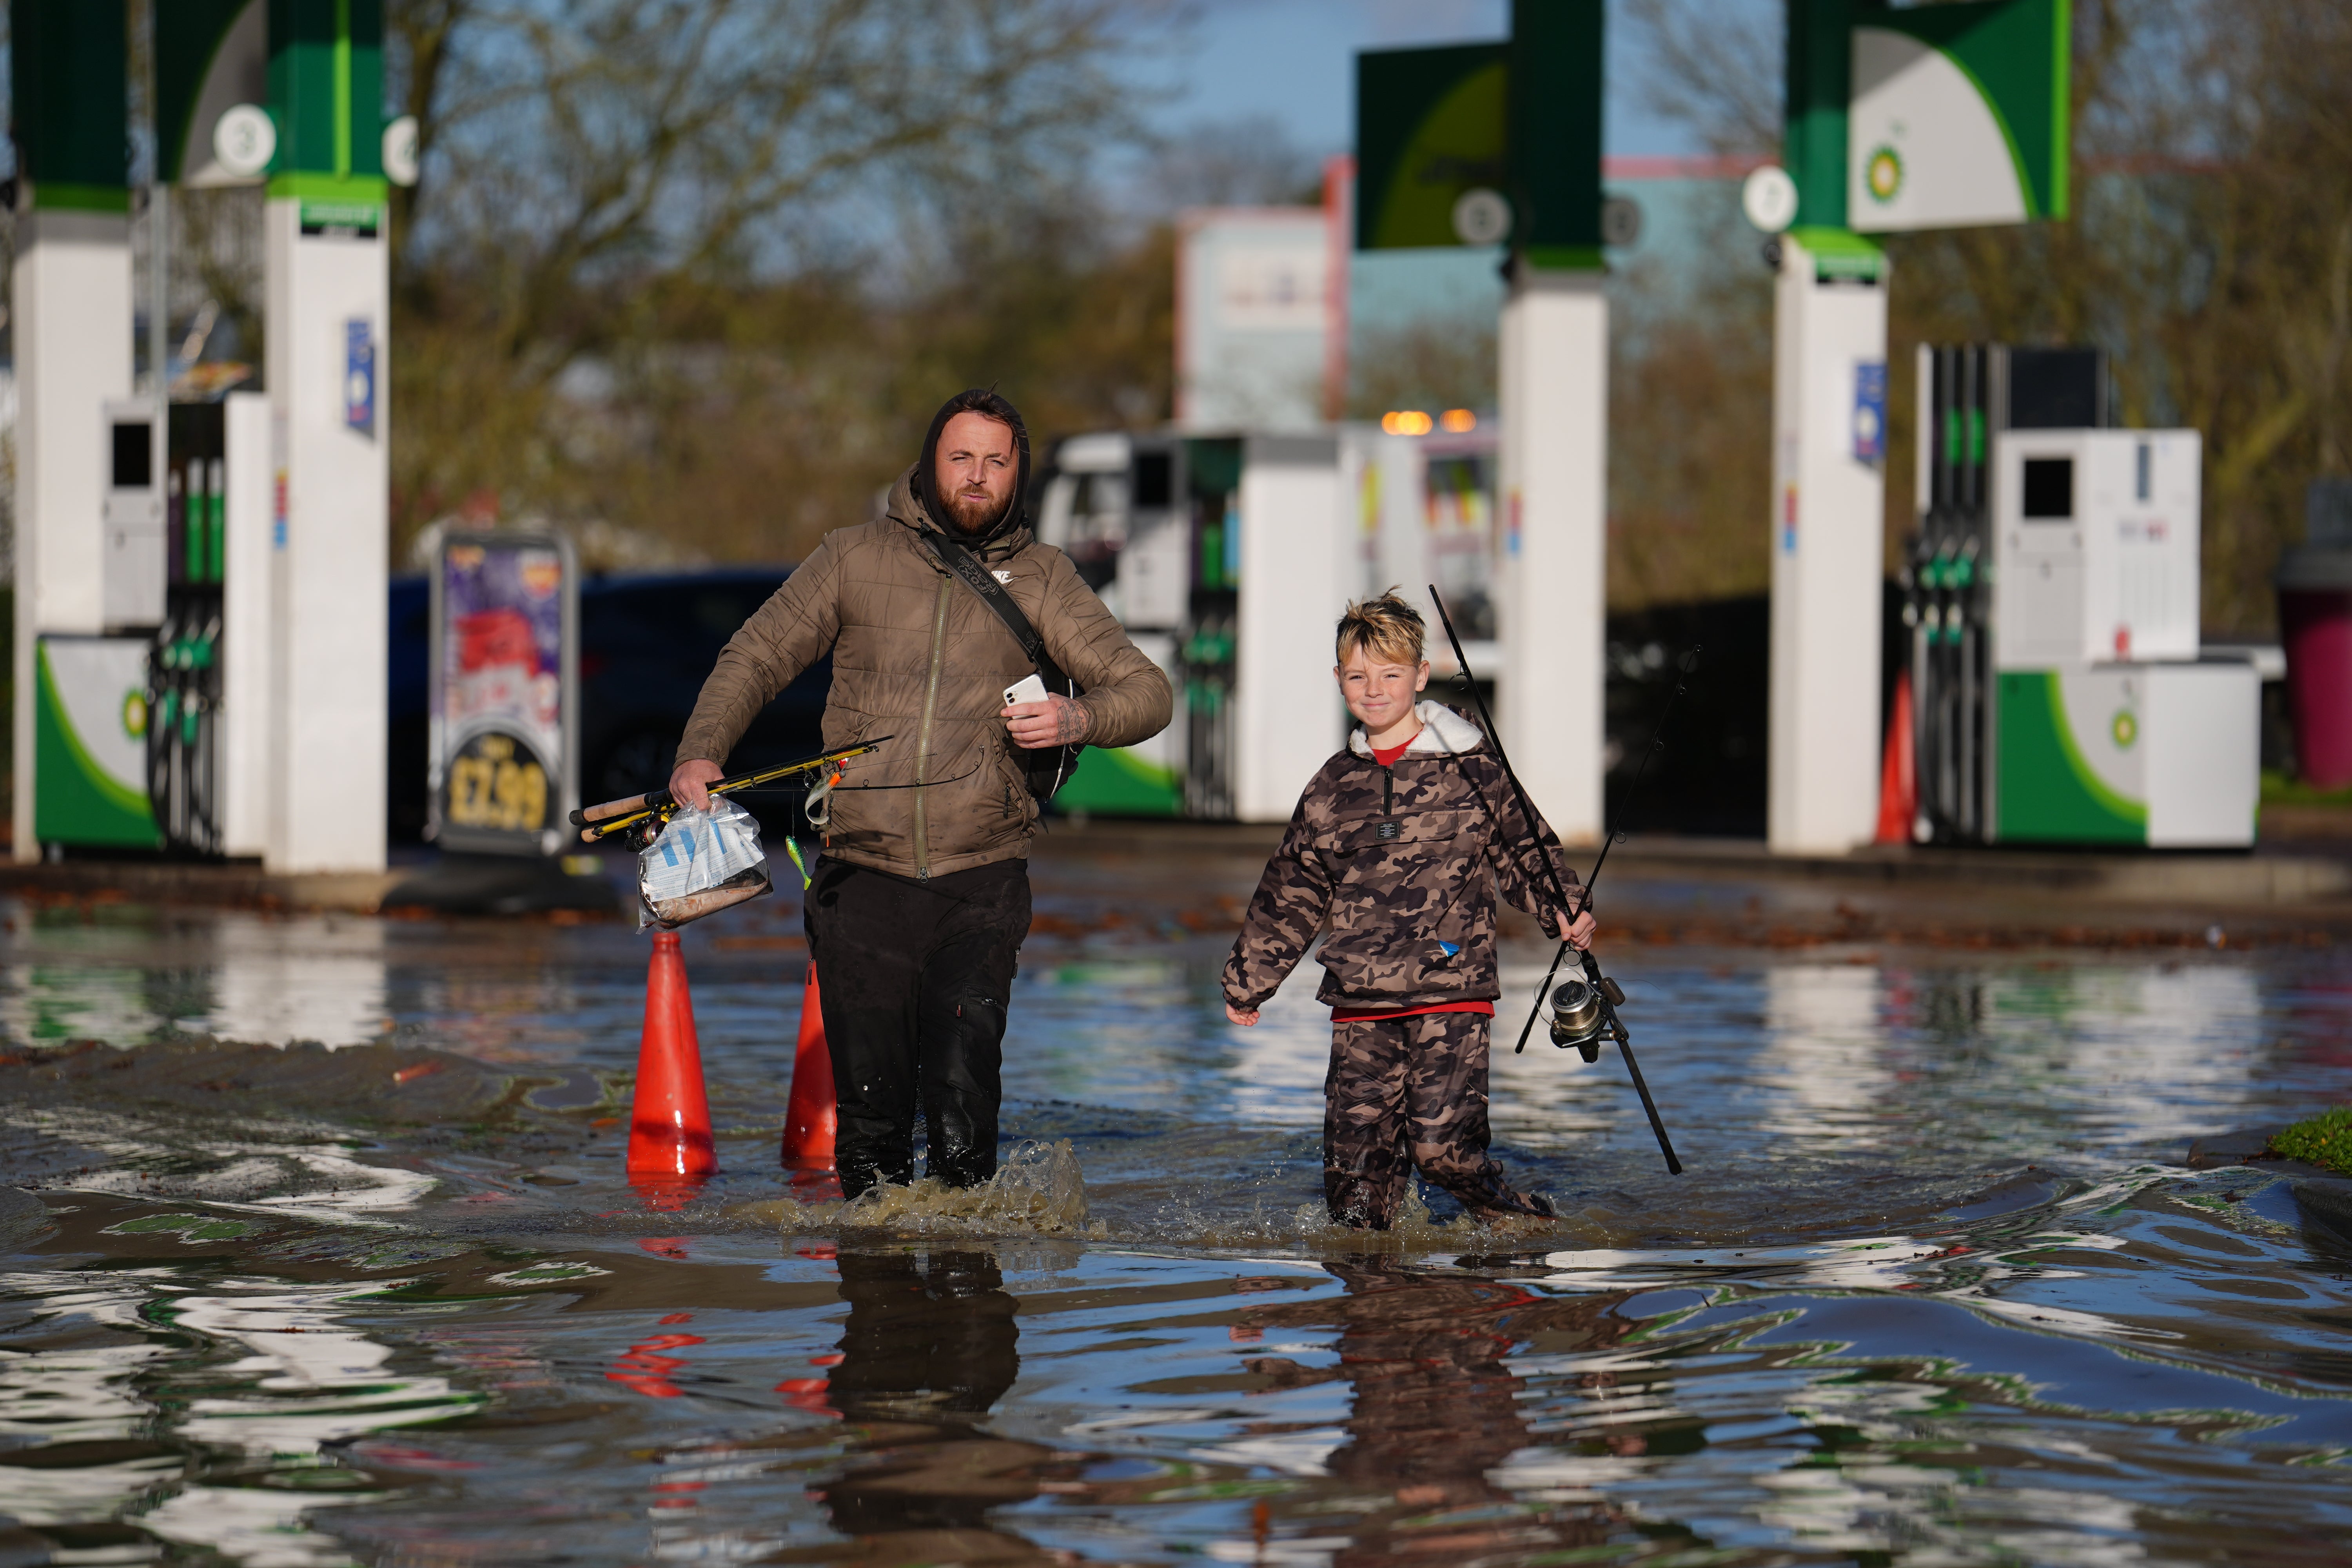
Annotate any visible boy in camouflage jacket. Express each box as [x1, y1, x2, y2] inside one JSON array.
[[1222, 592, 1596, 1229]]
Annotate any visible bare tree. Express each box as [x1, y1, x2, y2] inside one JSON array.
[[1600, 0, 1786, 610], [1132, 114, 1323, 213], [1608, 233, 1775, 609], [1345, 318, 1498, 425], [390, 0, 1171, 361], [381, 0, 1181, 557], [1624, 0, 1781, 156]]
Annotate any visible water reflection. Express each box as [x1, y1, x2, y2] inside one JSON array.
[[0, 1253, 480, 1568], [1760, 963, 1891, 1144], [5, 895, 2341, 1179], [1236, 1264, 1626, 1563], [9, 1186, 2352, 1566], [0, 1275, 178, 1531], [2044, 965, 2263, 1143], [207, 918, 390, 1049], [0, 906, 389, 1048], [7, 892, 2352, 1565], [817, 1249, 1048, 1562]]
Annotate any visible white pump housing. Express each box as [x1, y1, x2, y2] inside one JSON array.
[[1992, 428, 2202, 669]]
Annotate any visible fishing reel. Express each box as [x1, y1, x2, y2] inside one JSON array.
[[1543, 971, 1626, 1062]]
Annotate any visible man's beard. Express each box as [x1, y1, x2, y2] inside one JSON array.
[[942, 488, 1006, 534]]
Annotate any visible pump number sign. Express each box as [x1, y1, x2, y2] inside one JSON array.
[[430, 531, 579, 855]]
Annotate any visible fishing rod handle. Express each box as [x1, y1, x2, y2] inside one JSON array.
[[579, 811, 654, 844], [571, 736, 893, 836], [575, 790, 664, 828]]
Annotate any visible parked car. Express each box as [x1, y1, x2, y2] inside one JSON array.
[[389, 566, 832, 842]]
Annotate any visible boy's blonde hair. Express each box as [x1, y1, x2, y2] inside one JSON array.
[[1335, 589, 1426, 668]]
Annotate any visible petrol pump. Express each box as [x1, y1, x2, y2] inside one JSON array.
[[11, 2, 138, 855], [32, 400, 166, 851], [1754, 0, 2076, 854], [13, 0, 396, 871], [1906, 344, 2105, 844], [1037, 421, 1505, 824], [1906, 344, 2258, 847], [1037, 431, 1346, 822]]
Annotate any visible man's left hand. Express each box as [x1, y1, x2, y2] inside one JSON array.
[[1004, 694, 1091, 750]]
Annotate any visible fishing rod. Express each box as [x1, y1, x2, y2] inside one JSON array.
[[1510, 644, 1699, 1059], [1428, 586, 1692, 1176], [570, 736, 893, 845]]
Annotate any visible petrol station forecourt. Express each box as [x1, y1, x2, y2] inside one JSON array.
[[4, 2, 2352, 1566]]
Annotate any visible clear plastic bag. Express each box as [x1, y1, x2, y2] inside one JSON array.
[[637, 796, 772, 928]]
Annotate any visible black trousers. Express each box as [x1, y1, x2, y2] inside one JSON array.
[[803, 857, 1030, 1198]]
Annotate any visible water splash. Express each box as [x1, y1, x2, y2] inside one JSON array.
[[749, 1138, 1101, 1236], [1224, 1184, 1599, 1255], [748, 1143, 1596, 1253]]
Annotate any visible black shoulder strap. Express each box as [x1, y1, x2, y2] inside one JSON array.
[[918, 525, 1073, 693]]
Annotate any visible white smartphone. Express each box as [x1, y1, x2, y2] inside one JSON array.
[[1002, 673, 1049, 708]]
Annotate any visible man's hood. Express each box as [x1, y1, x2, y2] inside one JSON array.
[[900, 389, 1033, 553], [1348, 701, 1488, 758]]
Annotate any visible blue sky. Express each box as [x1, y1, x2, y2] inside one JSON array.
[[1149, 0, 1730, 160]]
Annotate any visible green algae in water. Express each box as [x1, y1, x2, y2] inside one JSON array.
[[2269, 1107, 2352, 1175], [101, 1212, 264, 1241]]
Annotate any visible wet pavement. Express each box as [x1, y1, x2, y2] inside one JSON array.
[[3, 836, 2351, 1566]]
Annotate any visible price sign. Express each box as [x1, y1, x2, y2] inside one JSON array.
[[443, 730, 552, 833], [429, 530, 578, 855]]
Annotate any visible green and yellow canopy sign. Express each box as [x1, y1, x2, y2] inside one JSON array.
[[1847, 0, 2069, 232], [1355, 43, 1507, 252], [1354, 1, 1603, 270], [10, 0, 129, 212]]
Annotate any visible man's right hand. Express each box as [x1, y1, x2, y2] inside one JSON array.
[[668, 758, 725, 812]]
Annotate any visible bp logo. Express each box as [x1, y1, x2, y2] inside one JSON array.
[[2111, 709, 2138, 749], [121, 689, 148, 740], [1864, 145, 1904, 204]]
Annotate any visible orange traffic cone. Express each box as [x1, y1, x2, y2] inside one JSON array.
[[627, 930, 717, 1179], [1874, 668, 1917, 845], [780, 964, 837, 1171]]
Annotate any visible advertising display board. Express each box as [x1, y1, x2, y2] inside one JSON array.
[[428, 531, 579, 856], [1175, 209, 1331, 432]]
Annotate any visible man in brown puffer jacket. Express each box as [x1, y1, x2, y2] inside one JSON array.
[[668, 389, 1172, 1198]]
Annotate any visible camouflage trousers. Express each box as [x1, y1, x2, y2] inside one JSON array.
[[1323, 1011, 1552, 1230]]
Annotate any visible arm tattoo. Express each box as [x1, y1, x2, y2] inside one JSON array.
[[1054, 697, 1093, 746]]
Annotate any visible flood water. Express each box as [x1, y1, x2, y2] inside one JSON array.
[[4, 845, 2351, 1567]]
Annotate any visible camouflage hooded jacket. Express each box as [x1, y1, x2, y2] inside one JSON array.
[[1221, 702, 1583, 1013]]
